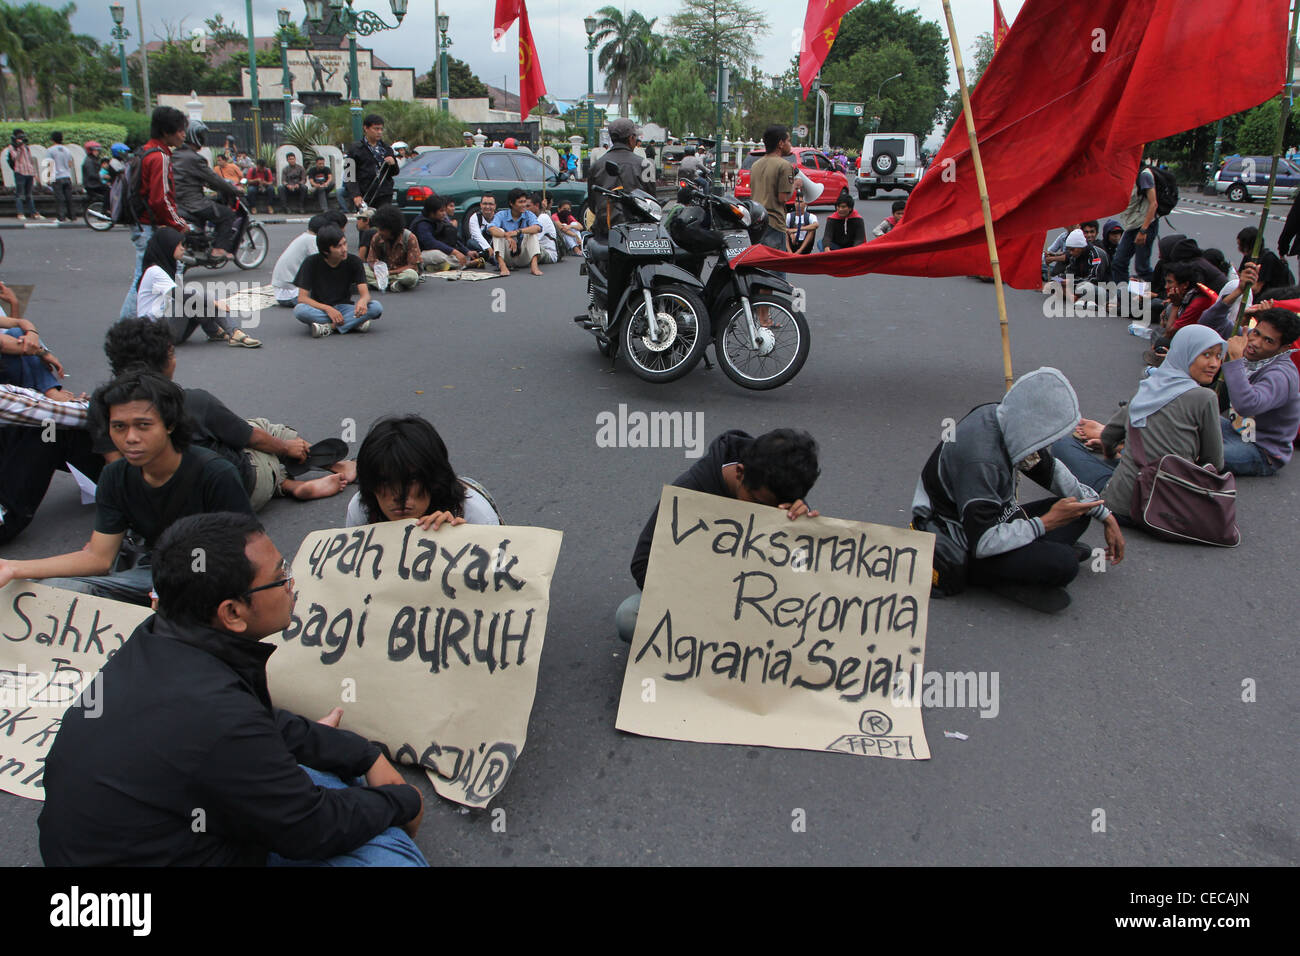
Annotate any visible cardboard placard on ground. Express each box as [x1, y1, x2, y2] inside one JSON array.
[[616, 487, 934, 760], [0, 582, 151, 800], [268, 520, 563, 807]]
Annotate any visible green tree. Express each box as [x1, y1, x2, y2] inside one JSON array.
[[593, 7, 658, 118], [668, 0, 769, 80], [632, 60, 714, 138], [414, 56, 489, 100], [0, 4, 32, 119], [1235, 99, 1282, 156], [941, 31, 994, 135]]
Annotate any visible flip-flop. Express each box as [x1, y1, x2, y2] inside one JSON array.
[[284, 437, 349, 477], [228, 329, 261, 348]]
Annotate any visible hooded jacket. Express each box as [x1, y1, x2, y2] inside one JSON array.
[[1153, 233, 1227, 291], [913, 368, 1110, 559], [38, 613, 420, 866]]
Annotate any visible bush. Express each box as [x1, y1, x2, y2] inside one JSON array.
[[60, 108, 153, 148], [0, 121, 130, 149]]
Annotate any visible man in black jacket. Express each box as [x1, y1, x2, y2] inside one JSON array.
[[344, 113, 397, 211], [589, 119, 654, 239], [37, 511, 426, 866], [173, 122, 239, 257]]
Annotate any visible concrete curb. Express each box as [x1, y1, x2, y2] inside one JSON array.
[[0, 215, 317, 231]]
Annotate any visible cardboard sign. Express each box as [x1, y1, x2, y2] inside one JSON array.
[[268, 520, 563, 807], [0, 582, 151, 800], [616, 487, 934, 760]]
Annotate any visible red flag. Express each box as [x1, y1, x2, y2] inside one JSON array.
[[739, 0, 1288, 289], [516, 3, 547, 121], [799, 0, 865, 97], [993, 0, 1009, 50], [494, 0, 520, 39]]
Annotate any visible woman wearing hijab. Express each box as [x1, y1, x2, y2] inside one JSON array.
[[1053, 325, 1227, 524], [135, 227, 260, 348]]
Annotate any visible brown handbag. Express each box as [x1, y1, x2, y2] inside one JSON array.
[[1127, 425, 1240, 547]]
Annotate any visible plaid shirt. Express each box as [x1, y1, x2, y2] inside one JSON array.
[[0, 385, 89, 428]]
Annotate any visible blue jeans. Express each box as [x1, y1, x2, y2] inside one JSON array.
[[266, 766, 428, 867], [1050, 436, 1118, 492], [294, 300, 382, 333], [43, 565, 155, 606], [0, 329, 59, 393], [13, 173, 35, 216], [119, 224, 154, 320], [1110, 219, 1159, 283], [1219, 417, 1280, 476]]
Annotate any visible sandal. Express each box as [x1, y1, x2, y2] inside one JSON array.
[[228, 329, 262, 348]]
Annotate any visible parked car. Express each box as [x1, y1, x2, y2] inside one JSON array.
[[856, 133, 922, 199], [1214, 155, 1300, 202], [392, 146, 587, 224], [734, 147, 850, 207]]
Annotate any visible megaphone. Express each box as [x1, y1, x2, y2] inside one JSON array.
[[794, 169, 824, 203]]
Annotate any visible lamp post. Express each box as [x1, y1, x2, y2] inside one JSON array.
[[277, 8, 293, 129], [110, 3, 132, 111], [714, 61, 729, 189], [584, 15, 597, 174], [244, 0, 262, 156], [437, 13, 450, 113], [303, 0, 409, 142], [874, 71, 902, 132]]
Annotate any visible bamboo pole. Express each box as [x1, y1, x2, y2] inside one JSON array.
[[941, 0, 1015, 392], [1231, 0, 1300, 337]]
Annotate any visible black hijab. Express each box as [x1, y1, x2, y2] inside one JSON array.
[[141, 227, 184, 281]]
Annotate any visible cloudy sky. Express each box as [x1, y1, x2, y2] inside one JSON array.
[[71, 0, 1025, 123]]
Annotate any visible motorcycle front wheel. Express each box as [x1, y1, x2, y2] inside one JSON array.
[[234, 224, 268, 270], [84, 201, 114, 231], [713, 294, 810, 390], [619, 286, 711, 383]]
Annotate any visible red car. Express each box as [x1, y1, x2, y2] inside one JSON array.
[[735, 147, 850, 207]]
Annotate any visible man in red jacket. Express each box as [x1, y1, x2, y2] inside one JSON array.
[[119, 106, 190, 321]]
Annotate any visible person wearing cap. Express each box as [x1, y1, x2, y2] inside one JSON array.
[[344, 113, 397, 211], [588, 118, 654, 239], [82, 141, 106, 205], [355, 206, 377, 260], [1053, 226, 1110, 309]]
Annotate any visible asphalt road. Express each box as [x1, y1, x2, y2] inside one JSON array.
[[0, 196, 1295, 866]]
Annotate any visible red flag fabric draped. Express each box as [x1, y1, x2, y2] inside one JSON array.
[[993, 0, 1009, 50], [738, 0, 1289, 289], [799, 0, 865, 97], [494, 0, 547, 120]]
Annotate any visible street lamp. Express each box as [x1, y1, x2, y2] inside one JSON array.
[[437, 13, 450, 113], [277, 8, 293, 128], [303, 0, 409, 141], [110, 3, 132, 111], [584, 15, 597, 175], [874, 71, 902, 132]]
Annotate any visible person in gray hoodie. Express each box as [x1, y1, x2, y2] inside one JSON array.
[[912, 368, 1125, 613]]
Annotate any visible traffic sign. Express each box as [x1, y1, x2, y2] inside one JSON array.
[[832, 102, 865, 117], [794, 124, 809, 138]]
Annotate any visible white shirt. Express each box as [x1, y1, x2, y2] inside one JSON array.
[[785, 210, 818, 244], [467, 212, 491, 253], [344, 483, 500, 527], [272, 231, 318, 299], [536, 213, 558, 260], [136, 265, 176, 320]]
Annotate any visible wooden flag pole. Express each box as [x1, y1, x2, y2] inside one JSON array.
[[941, 0, 1015, 392]]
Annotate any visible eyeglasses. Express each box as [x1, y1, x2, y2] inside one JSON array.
[[241, 559, 294, 599]]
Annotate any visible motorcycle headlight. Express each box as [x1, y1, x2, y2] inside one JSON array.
[[636, 196, 662, 221]]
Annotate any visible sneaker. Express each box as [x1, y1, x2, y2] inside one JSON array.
[[311, 322, 333, 338], [356, 319, 372, 333], [31, 213, 45, 220], [15, 214, 25, 221]]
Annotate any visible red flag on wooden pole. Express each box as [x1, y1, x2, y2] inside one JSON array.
[[994, 0, 1009, 50], [495, 0, 547, 120], [799, 0, 865, 97]]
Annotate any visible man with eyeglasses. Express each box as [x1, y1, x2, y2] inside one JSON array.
[[38, 511, 427, 866]]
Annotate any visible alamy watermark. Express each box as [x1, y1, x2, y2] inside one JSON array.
[[596, 404, 704, 458]]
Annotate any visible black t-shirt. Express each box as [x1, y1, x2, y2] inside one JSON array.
[[308, 166, 332, 187], [293, 253, 366, 306], [94, 445, 254, 548]]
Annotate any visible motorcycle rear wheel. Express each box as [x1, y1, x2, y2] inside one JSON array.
[[619, 286, 711, 383], [84, 201, 114, 231], [713, 294, 810, 390], [234, 224, 268, 270]]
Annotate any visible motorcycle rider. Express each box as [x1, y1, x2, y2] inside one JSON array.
[[588, 118, 655, 239], [172, 121, 239, 259]]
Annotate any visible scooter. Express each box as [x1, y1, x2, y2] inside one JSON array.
[[575, 165, 711, 383], [182, 191, 269, 271]]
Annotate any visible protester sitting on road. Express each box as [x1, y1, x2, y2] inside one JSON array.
[[912, 367, 1124, 614], [1236, 226, 1293, 291], [36, 511, 427, 867], [135, 227, 260, 348], [1216, 303, 1300, 476], [281, 152, 307, 214], [1152, 233, 1228, 294], [1100, 219, 1123, 261], [272, 212, 342, 307], [293, 225, 383, 338], [0, 385, 103, 545], [364, 204, 423, 291], [1053, 326, 1227, 521], [0, 369, 254, 605], [489, 187, 544, 277], [1042, 224, 1078, 279], [0, 280, 80, 401], [873, 199, 907, 238], [344, 415, 502, 529], [412, 196, 480, 271], [1197, 261, 1258, 338], [530, 193, 561, 263], [786, 195, 818, 254], [821, 193, 866, 250], [1154, 262, 1217, 344], [1051, 228, 1111, 309], [105, 319, 355, 508], [553, 199, 583, 254], [245, 158, 276, 214], [356, 206, 376, 260], [466, 194, 499, 266], [617, 429, 821, 642]]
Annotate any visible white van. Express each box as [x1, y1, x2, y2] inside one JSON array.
[[856, 133, 922, 199]]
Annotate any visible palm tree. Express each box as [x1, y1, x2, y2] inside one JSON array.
[[593, 7, 657, 119], [0, 8, 31, 120]]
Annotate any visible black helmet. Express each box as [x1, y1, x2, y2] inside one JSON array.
[[185, 120, 208, 148], [668, 204, 724, 254]]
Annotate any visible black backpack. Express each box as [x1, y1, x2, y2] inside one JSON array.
[[109, 146, 163, 225], [1149, 166, 1179, 217]]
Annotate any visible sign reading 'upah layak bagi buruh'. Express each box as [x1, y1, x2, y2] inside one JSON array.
[[617, 487, 934, 760]]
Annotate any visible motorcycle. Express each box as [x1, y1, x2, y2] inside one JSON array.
[[671, 177, 811, 390], [575, 164, 712, 383], [182, 190, 268, 271]]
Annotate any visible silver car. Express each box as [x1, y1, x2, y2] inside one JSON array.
[[1213, 155, 1300, 202]]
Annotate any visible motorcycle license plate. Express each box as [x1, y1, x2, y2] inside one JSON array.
[[723, 231, 750, 261]]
